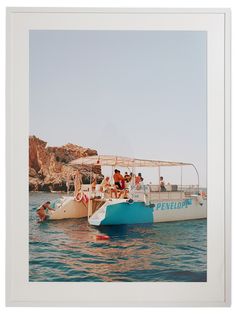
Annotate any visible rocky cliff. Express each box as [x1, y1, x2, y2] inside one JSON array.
[[29, 135, 102, 191]]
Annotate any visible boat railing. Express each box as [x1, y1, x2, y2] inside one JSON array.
[[146, 184, 199, 201], [80, 183, 200, 202], [147, 188, 184, 201], [178, 185, 199, 195]]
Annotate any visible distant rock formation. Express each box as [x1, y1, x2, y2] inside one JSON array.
[[29, 135, 102, 191]]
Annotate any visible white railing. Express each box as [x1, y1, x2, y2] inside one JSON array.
[[178, 185, 199, 195]]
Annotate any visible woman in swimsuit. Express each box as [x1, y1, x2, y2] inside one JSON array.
[[36, 201, 55, 222]]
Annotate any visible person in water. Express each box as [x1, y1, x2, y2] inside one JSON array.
[[36, 201, 55, 222]]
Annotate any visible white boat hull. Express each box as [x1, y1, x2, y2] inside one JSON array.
[[88, 196, 207, 226], [44, 193, 207, 225], [48, 197, 88, 220]]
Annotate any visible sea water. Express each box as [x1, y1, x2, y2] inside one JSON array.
[[29, 192, 207, 282]]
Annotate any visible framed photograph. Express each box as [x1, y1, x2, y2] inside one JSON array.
[[6, 8, 231, 306]]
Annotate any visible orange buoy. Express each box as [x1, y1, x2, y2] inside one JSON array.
[[95, 235, 110, 240]]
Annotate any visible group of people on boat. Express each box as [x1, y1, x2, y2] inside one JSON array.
[[36, 173, 168, 221], [90, 170, 151, 199], [74, 168, 168, 201], [82, 169, 146, 199], [98, 170, 130, 198]]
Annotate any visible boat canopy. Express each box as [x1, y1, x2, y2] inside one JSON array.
[[70, 155, 193, 168]]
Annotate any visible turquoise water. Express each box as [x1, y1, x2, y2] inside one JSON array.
[[29, 192, 207, 282]]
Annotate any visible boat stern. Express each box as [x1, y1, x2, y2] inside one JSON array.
[[88, 199, 154, 226]]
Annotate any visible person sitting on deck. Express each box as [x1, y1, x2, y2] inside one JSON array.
[[160, 176, 166, 192], [36, 201, 55, 222], [100, 176, 117, 198], [124, 175, 131, 189], [100, 176, 111, 191], [124, 172, 131, 183]]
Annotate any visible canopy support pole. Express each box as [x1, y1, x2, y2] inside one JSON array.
[[88, 165, 93, 219], [191, 164, 200, 193], [111, 165, 114, 184], [158, 166, 160, 200], [180, 165, 183, 200]]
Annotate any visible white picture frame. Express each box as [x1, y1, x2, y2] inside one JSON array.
[[6, 7, 231, 307]]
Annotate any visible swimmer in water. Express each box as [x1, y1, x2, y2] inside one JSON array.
[[36, 201, 55, 222]]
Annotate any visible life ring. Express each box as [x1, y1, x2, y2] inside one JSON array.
[[75, 191, 89, 206], [75, 191, 83, 202], [82, 194, 89, 205]]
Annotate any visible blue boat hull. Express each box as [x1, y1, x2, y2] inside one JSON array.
[[101, 202, 154, 225], [88, 198, 207, 226]]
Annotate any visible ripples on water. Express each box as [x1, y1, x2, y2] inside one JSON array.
[[29, 192, 207, 282]]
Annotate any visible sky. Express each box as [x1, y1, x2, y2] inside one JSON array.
[[29, 30, 207, 186]]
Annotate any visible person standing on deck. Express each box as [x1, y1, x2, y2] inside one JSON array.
[[91, 176, 97, 192], [160, 176, 166, 192], [135, 173, 143, 186], [118, 170, 125, 190], [113, 169, 122, 190]]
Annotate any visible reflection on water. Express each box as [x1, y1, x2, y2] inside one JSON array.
[[29, 192, 207, 282]]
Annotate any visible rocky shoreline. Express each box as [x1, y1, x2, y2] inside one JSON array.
[[29, 135, 103, 192]]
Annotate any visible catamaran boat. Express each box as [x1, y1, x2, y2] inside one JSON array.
[[46, 155, 207, 225]]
